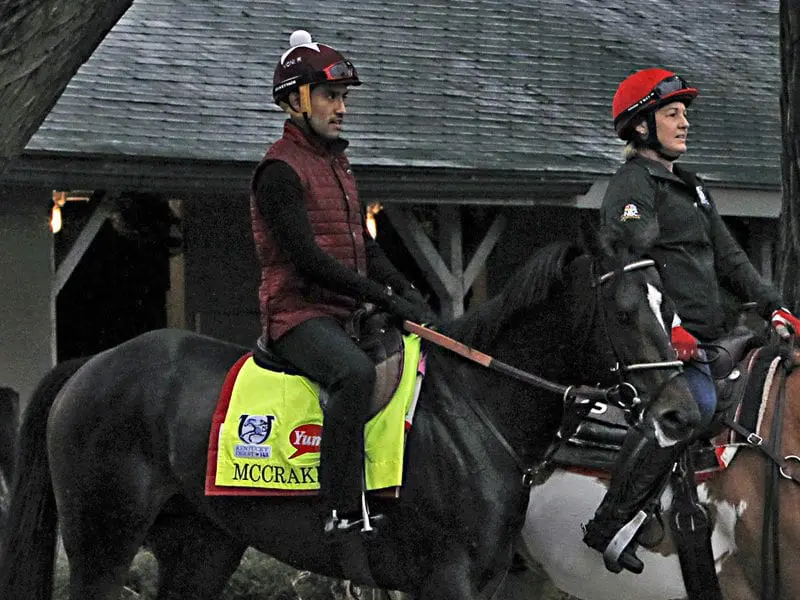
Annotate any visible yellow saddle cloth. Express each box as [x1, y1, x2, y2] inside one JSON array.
[[206, 334, 421, 496]]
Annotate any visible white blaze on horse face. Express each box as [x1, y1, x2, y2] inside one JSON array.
[[646, 283, 667, 333]]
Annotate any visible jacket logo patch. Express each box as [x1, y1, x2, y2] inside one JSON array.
[[695, 186, 710, 206], [620, 203, 641, 221]]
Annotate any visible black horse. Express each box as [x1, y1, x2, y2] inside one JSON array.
[[0, 233, 697, 600]]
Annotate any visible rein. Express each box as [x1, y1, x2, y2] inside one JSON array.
[[401, 258, 684, 484]]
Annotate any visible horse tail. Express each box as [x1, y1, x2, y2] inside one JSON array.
[[0, 386, 19, 524], [0, 356, 91, 599]]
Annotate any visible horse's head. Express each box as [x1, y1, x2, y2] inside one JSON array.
[[442, 226, 698, 450], [581, 225, 699, 444]]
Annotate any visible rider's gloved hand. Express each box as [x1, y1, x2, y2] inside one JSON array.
[[397, 281, 427, 307], [671, 324, 700, 361], [771, 307, 800, 340], [394, 281, 438, 322], [381, 285, 435, 325]]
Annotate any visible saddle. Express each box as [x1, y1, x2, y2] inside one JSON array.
[[253, 307, 406, 419]]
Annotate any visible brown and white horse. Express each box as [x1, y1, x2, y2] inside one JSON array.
[[517, 346, 800, 600]]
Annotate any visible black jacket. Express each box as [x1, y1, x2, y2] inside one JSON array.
[[600, 156, 781, 341]]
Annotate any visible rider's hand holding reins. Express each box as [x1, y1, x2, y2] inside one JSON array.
[[771, 307, 800, 340], [671, 324, 700, 361], [380, 285, 436, 325]]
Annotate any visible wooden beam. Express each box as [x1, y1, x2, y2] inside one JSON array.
[[52, 197, 112, 296], [438, 205, 464, 319], [463, 212, 507, 290], [383, 204, 456, 302], [384, 204, 508, 320]]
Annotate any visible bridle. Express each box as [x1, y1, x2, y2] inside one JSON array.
[[593, 258, 684, 408], [404, 257, 685, 485]]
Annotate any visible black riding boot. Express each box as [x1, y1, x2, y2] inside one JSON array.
[[582, 420, 683, 574]]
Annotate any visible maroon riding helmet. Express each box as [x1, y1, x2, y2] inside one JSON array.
[[272, 30, 361, 116], [612, 68, 698, 141]]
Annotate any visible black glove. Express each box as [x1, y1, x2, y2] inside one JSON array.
[[380, 286, 434, 324], [398, 282, 427, 306], [396, 282, 437, 318]]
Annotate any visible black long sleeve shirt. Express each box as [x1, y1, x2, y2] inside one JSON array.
[[253, 160, 408, 304]]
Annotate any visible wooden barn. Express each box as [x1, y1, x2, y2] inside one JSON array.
[[0, 0, 783, 400]]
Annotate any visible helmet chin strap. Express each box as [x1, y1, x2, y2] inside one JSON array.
[[280, 84, 314, 120], [643, 112, 681, 162]]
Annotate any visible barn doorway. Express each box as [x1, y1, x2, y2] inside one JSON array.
[[54, 192, 181, 361]]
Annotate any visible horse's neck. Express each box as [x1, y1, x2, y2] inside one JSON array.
[[426, 314, 569, 466]]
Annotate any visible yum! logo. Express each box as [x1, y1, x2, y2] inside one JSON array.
[[289, 423, 322, 459]]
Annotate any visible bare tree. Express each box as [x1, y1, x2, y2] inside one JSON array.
[[0, 0, 133, 178], [778, 0, 800, 311]]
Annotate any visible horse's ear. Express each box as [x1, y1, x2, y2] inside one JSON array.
[[583, 221, 619, 262], [579, 216, 604, 258]]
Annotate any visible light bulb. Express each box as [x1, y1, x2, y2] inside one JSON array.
[[50, 204, 62, 233]]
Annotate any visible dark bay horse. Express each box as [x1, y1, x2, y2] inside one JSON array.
[[519, 345, 800, 600], [0, 235, 697, 600]]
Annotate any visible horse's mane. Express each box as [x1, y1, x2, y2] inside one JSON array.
[[444, 241, 581, 348]]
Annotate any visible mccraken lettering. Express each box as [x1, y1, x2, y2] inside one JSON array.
[[232, 463, 318, 485]]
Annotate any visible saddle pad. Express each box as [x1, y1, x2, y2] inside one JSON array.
[[205, 334, 422, 496]]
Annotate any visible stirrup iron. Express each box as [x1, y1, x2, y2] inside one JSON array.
[[603, 509, 648, 568]]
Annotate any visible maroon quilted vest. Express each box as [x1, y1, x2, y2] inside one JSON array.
[[250, 121, 367, 340]]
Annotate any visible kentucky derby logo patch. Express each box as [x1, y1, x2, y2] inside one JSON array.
[[620, 203, 641, 221], [235, 414, 275, 458]]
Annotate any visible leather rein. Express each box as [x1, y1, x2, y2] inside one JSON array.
[[403, 258, 684, 484]]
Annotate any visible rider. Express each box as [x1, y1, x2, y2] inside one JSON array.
[[582, 67, 800, 574], [250, 30, 434, 536]]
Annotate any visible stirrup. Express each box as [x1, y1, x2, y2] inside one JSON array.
[[602, 510, 648, 574], [324, 493, 385, 538]]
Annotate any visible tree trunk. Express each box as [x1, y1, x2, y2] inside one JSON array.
[[0, 0, 133, 178], [778, 0, 800, 311]]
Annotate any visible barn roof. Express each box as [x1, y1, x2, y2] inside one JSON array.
[[24, 0, 781, 187]]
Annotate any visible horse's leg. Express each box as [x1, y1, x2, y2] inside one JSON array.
[[415, 547, 508, 600], [54, 453, 171, 600], [147, 510, 247, 600], [62, 493, 163, 600]]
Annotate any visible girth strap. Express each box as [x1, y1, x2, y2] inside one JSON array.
[[670, 452, 723, 600]]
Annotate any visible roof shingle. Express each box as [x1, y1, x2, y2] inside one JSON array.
[[26, 0, 781, 185]]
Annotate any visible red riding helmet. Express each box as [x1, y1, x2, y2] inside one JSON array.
[[612, 68, 698, 140], [272, 30, 361, 115]]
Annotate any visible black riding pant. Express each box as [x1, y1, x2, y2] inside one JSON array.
[[273, 317, 375, 514]]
